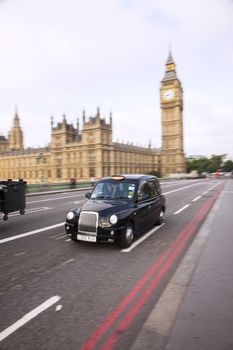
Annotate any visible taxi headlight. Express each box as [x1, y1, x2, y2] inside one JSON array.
[[109, 214, 118, 225], [67, 211, 75, 220]]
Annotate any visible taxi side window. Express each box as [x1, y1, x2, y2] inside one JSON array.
[[146, 178, 161, 197], [138, 180, 150, 199], [155, 179, 161, 195], [147, 179, 156, 197]]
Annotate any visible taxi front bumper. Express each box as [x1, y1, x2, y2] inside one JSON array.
[[65, 222, 125, 242]]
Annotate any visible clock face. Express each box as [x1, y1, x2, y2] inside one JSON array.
[[163, 90, 174, 100]]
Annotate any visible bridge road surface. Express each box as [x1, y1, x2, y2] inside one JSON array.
[[0, 179, 226, 350]]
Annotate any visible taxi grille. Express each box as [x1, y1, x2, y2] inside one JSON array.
[[78, 211, 98, 235]]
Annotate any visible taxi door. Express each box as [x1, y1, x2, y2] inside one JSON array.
[[134, 180, 154, 233], [147, 178, 161, 224]]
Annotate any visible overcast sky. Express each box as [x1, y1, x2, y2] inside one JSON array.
[[0, 0, 233, 158]]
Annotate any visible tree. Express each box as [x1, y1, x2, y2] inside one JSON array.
[[148, 170, 161, 178], [222, 160, 233, 172], [186, 154, 228, 174], [207, 155, 222, 173], [186, 157, 210, 174]]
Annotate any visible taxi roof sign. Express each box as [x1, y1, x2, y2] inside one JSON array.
[[111, 175, 125, 181]]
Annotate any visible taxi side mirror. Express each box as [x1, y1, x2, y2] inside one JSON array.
[[85, 192, 91, 199]]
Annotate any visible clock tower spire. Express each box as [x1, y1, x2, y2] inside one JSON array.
[[160, 51, 186, 176], [8, 108, 24, 151]]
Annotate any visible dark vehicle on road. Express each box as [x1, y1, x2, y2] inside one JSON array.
[[65, 174, 165, 248], [0, 179, 26, 221]]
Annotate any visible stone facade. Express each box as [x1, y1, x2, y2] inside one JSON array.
[[0, 52, 185, 183]]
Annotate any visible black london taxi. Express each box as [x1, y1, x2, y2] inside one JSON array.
[[65, 174, 165, 248]]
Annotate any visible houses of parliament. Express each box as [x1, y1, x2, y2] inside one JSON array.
[[0, 52, 186, 184]]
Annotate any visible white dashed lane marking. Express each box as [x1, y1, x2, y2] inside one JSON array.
[[192, 195, 202, 202], [121, 223, 165, 252], [0, 223, 64, 244], [0, 296, 61, 342], [173, 204, 190, 215]]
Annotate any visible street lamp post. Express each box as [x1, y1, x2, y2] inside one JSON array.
[[36, 153, 46, 184]]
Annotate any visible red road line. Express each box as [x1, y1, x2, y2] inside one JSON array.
[[81, 184, 223, 350], [101, 190, 220, 349], [80, 215, 198, 350], [80, 222, 193, 350]]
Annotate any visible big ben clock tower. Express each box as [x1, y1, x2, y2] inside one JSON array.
[[160, 51, 186, 176]]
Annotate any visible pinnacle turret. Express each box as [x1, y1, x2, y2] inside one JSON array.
[[162, 49, 177, 82]]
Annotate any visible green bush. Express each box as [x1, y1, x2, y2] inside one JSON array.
[[147, 170, 161, 178]]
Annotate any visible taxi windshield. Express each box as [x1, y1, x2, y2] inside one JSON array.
[[91, 181, 136, 200]]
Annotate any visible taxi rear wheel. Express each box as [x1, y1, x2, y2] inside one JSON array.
[[119, 223, 134, 249]]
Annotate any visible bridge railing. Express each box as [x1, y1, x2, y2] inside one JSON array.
[[26, 181, 95, 194]]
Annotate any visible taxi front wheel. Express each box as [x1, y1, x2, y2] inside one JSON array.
[[156, 208, 164, 225], [118, 223, 134, 249], [70, 232, 78, 241]]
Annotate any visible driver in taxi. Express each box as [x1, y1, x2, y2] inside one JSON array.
[[104, 183, 115, 196]]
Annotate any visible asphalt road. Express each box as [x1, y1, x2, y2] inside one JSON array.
[[0, 178, 226, 350]]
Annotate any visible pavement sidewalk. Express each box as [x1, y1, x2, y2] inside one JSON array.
[[131, 179, 233, 350]]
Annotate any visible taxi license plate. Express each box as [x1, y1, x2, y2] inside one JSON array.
[[77, 234, 96, 242]]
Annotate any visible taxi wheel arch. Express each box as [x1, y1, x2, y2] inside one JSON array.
[[118, 222, 135, 249]]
